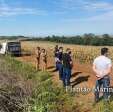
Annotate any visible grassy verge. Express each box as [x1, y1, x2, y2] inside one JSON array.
[[0, 56, 80, 112], [92, 100, 113, 112]]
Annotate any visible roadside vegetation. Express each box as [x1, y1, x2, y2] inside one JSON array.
[[0, 55, 80, 112]]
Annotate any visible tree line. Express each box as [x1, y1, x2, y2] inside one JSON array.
[[0, 36, 28, 40], [0, 34, 113, 46], [31, 34, 113, 46]]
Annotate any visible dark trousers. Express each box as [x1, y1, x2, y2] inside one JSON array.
[[55, 62, 59, 71], [62, 67, 71, 87], [57, 63, 63, 80], [95, 76, 110, 101]]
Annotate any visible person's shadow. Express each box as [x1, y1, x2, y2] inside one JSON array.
[[71, 72, 82, 78], [47, 66, 55, 70], [71, 75, 90, 88]]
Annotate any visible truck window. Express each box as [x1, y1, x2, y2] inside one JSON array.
[[0, 44, 2, 49]]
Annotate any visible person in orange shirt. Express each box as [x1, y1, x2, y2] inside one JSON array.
[[40, 49, 47, 71], [35, 47, 41, 71]]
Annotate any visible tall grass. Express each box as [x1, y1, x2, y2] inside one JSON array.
[[93, 100, 113, 112], [0, 55, 79, 112]]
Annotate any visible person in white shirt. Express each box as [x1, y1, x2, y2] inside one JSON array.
[[93, 48, 112, 102]]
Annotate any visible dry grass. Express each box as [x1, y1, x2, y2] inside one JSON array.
[[21, 41, 113, 63]]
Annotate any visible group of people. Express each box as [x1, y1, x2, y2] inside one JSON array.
[[35, 45, 73, 88], [35, 47, 47, 71], [35, 45, 112, 102], [54, 45, 73, 88]]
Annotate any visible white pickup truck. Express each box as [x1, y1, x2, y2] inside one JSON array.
[[0, 41, 21, 56]]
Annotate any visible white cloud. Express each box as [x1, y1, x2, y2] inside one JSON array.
[[86, 11, 113, 21], [63, 10, 113, 22], [53, 0, 113, 12], [0, 0, 47, 16], [52, 0, 86, 10], [59, 0, 113, 22], [0, 7, 47, 16], [84, 2, 113, 11]]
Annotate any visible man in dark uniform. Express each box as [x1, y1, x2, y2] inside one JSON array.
[[56, 47, 63, 80], [62, 48, 73, 90]]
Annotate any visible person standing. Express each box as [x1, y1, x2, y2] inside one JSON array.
[[56, 47, 63, 80], [40, 49, 47, 71], [54, 45, 59, 71], [93, 48, 112, 102], [35, 47, 41, 71], [62, 48, 73, 90]]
